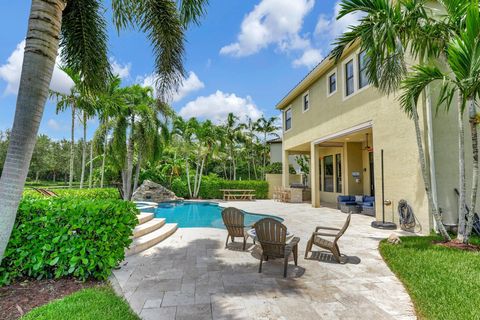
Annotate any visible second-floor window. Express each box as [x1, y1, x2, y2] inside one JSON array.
[[303, 92, 309, 111], [345, 59, 354, 96], [328, 73, 336, 95], [284, 108, 292, 131], [358, 50, 369, 89]]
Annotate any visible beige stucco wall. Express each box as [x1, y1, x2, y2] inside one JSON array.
[[430, 91, 480, 225], [279, 47, 432, 232]]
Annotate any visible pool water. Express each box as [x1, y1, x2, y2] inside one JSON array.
[[141, 201, 282, 229]]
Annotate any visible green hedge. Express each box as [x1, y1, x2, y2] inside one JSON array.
[[0, 196, 138, 285], [23, 188, 119, 200], [169, 175, 268, 199]]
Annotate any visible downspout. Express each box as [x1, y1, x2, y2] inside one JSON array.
[[426, 86, 438, 230]]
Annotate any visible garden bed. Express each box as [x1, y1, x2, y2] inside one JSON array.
[[380, 235, 480, 319], [0, 278, 99, 320]]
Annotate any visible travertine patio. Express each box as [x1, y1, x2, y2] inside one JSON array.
[[112, 200, 416, 320]]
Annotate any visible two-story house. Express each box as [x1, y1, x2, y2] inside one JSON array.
[[277, 43, 477, 232]]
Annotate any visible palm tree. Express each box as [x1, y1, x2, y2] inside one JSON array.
[[51, 68, 83, 188], [255, 116, 280, 179], [173, 117, 196, 197], [94, 76, 124, 188], [332, 0, 452, 240], [400, 2, 480, 243], [0, 0, 208, 263], [223, 113, 244, 180]]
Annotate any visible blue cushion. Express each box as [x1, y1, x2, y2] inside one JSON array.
[[362, 202, 374, 207], [337, 195, 355, 203], [364, 196, 375, 203]]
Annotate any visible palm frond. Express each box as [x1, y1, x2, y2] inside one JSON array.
[[399, 64, 454, 117], [178, 0, 209, 26], [60, 0, 111, 91]]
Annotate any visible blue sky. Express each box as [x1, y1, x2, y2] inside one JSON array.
[[0, 0, 359, 140]]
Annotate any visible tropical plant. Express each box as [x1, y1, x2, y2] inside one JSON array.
[[0, 0, 208, 264], [255, 116, 280, 179], [400, 1, 480, 243], [332, 0, 452, 241]]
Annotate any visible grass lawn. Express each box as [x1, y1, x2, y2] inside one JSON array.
[[379, 235, 480, 320], [22, 286, 139, 320]]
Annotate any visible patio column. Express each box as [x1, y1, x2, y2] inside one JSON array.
[[310, 143, 320, 207], [282, 149, 289, 187]]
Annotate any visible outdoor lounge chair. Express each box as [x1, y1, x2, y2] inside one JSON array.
[[305, 214, 351, 263], [221, 207, 249, 251], [254, 218, 300, 278], [33, 188, 58, 197]]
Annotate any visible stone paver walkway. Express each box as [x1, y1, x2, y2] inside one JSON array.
[[112, 200, 416, 320]]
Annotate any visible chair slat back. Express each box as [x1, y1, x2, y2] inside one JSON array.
[[254, 218, 287, 258], [335, 214, 351, 241], [221, 207, 245, 237]]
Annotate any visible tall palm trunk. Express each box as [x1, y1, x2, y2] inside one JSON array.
[[69, 105, 75, 188], [100, 137, 107, 188], [132, 151, 142, 194], [457, 96, 467, 242], [80, 111, 87, 189], [412, 103, 451, 241], [185, 159, 193, 198], [88, 141, 93, 189], [263, 132, 267, 179], [124, 115, 135, 200], [0, 0, 63, 264], [465, 97, 479, 241]]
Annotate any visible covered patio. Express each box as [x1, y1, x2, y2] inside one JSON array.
[[112, 200, 415, 320], [283, 123, 375, 214]]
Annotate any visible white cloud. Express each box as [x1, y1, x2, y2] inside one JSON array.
[[293, 48, 323, 68], [172, 72, 205, 102], [47, 119, 61, 131], [138, 71, 204, 103], [110, 57, 131, 79], [220, 0, 315, 57], [179, 90, 262, 124], [314, 1, 363, 40], [0, 40, 74, 96]]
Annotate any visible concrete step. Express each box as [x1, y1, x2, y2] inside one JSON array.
[[133, 218, 166, 238], [126, 223, 178, 256], [137, 212, 154, 225]]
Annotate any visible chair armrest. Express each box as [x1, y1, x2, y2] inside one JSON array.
[[287, 236, 300, 246], [285, 237, 300, 255], [313, 232, 337, 237], [315, 226, 341, 232]]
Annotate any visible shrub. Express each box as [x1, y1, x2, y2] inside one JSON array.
[[0, 197, 138, 285], [171, 178, 189, 198], [197, 175, 268, 199], [265, 162, 296, 174], [23, 188, 119, 200]]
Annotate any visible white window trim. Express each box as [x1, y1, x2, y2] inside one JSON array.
[[284, 106, 292, 132], [342, 54, 356, 101], [302, 91, 310, 113], [326, 68, 337, 97], [342, 49, 371, 101], [357, 50, 371, 93]]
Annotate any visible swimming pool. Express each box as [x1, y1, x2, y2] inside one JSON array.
[[139, 201, 282, 229]]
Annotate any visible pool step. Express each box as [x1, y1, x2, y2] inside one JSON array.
[[137, 212, 154, 225], [126, 223, 178, 256], [133, 218, 166, 238]]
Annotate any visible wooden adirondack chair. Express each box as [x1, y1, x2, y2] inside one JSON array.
[[305, 214, 351, 263], [254, 218, 300, 278], [221, 207, 249, 251]]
